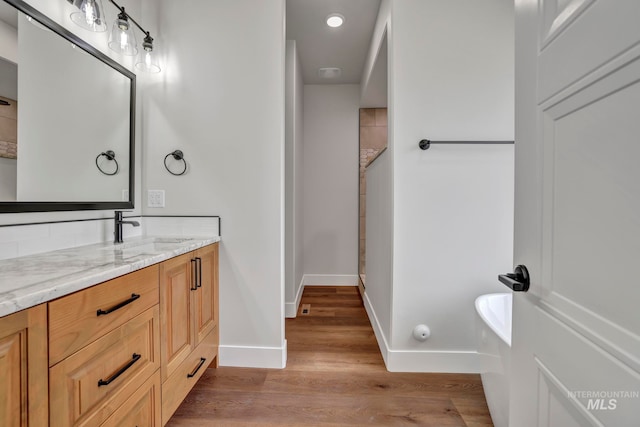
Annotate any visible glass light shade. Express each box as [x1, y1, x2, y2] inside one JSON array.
[[135, 48, 161, 73], [108, 15, 138, 56], [70, 0, 107, 32]]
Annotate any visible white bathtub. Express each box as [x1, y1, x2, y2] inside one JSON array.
[[475, 293, 512, 427]]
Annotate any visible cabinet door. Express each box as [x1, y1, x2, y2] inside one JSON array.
[[192, 243, 218, 347], [0, 305, 47, 427], [160, 252, 195, 381]]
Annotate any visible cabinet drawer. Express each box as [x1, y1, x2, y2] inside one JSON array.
[[49, 265, 159, 365], [161, 326, 218, 426], [100, 372, 161, 427], [50, 307, 160, 427]]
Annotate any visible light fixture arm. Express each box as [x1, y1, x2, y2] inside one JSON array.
[[108, 0, 151, 41]]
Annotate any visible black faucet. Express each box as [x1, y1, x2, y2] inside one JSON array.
[[114, 211, 141, 243]]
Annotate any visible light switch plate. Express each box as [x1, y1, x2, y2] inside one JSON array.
[[147, 190, 165, 208], [122, 189, 129, 201]]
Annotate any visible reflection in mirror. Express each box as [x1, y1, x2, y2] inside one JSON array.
[[0, 0, 135, 211]]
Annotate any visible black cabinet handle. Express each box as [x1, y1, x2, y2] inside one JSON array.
[[191, 258, 198, 291], [98, 353, 141, 387], [187, 357, 207, 378], [97, 293, 140, 316], [498, 265, 530, 292], [196, 257, 202, 288]]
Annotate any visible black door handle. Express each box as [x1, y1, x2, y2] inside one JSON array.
[[498, 265, 530, 292], [196, 257, 202, 288], [191, 258, 198, 291]]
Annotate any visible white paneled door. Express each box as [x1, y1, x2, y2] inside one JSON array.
[[511, 0, 640, 426]]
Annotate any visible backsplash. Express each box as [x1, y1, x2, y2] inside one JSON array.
[[143, 216, 220, 237], [0, 216, 220, 261]]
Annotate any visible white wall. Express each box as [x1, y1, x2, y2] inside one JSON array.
[[302, 84, 359, 284], [0, 19, 18, 64], [363, 148, 393, 362], [360, 0, 390, 102], [142, 0, 286, 368], [285, 40, 304, 317], [0, 57, 17, 100], [364, 0, 515, 373], [0, 157, 16, 200]]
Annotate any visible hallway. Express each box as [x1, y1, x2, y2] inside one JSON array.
[[168, 286, 493, 426]]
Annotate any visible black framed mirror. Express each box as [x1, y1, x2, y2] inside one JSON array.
[[0, 0, 135, 212]]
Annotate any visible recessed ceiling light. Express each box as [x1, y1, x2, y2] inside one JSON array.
[[318, 67, 342, 79], [326, 13, 345, 28]]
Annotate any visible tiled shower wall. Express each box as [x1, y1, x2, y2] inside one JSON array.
[[359, 108, 387, 278], [0, 96, 17, 159]]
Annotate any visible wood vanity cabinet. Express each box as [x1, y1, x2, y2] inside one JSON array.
[[160, 243, 219, 425], [48, 266, 162, 427], [0, 242, 218, 426], [0, 304, 48, 427]]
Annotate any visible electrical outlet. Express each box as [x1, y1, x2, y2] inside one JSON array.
[[147, 190, 165, 208], [122, 189, 129, 201]]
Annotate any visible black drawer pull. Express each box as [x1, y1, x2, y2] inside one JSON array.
[[96, 293, 140, 316], [98, 353, 141, 387], [196, 257, 202, 288], [191, 259, 198, 290], [187, 357, 207, 378]]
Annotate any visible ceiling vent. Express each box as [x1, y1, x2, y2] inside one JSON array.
[[318, 67, 342, 79]]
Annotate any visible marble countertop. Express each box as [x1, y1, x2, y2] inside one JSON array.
[[0, 235, 220, 317]]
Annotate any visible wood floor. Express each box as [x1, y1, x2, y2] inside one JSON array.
[[167, 286, 493, 426]]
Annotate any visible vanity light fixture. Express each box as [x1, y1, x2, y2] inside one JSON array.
[[69, 0, 161, 72], [108, 7, 137, 56], [135, 34, 161, 73], [107, 0, 161, 72], [326, 13, 345, 28], [69, 0, 107, 32]]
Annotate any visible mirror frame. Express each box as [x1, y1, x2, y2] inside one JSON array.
[[0, 0, 135, 213]]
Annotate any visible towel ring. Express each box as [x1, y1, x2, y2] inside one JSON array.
[[96, 150, 119, 176], [164, 150, 187, 176]]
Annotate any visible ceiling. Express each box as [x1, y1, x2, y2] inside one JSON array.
[[286, 0, 381, 85], [1, 1, 382, 86]]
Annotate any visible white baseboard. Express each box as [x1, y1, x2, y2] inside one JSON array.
[[385, 349, 479, 373], [363, 292, 478, 373], [219, 340, 287, 369], [303, 274, 359, 286], [285, 277, 305, 318], [363, 291, 390, 365]]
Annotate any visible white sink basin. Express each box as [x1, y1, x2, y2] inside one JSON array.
[[103, 237, 196, 250], [100, 238, 198, 259]]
